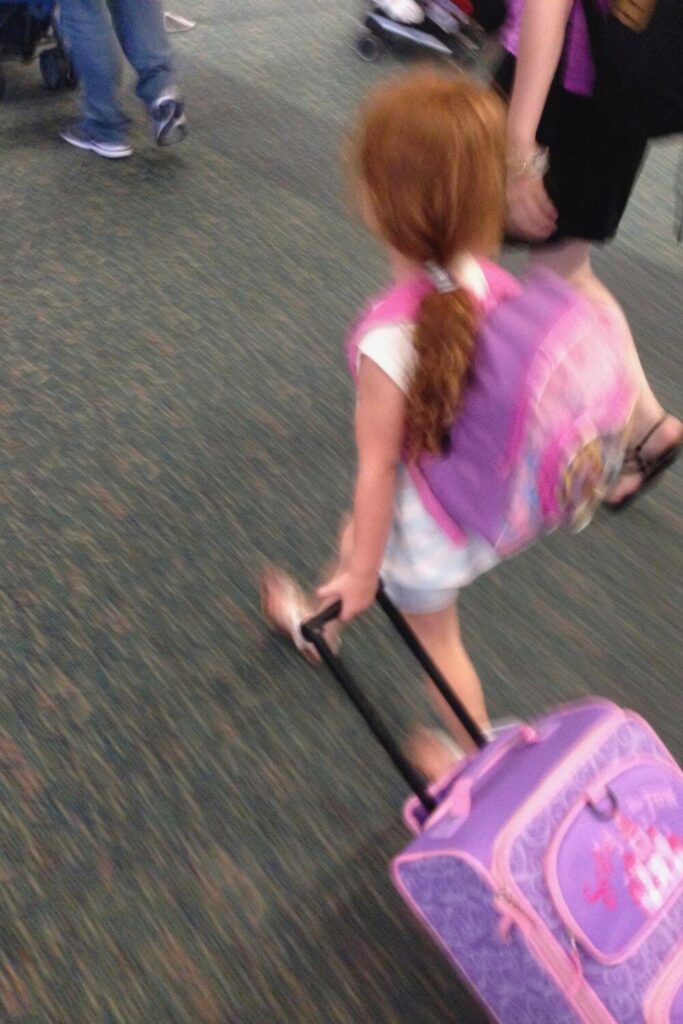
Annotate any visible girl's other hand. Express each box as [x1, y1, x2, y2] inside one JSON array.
[[505, 173, 558, 241], [317, 570, 378, 623]]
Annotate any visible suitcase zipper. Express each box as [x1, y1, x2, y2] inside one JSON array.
[[496, 884, 578, 958]]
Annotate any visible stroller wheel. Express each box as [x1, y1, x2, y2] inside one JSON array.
[[457, 21, 487, 61], [40, 47, 68, 91], [355, 32, 382, 61], [451, 28, 484, 72]]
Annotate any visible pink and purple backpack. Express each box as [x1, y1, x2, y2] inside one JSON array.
[[347, 261, 636, 557]]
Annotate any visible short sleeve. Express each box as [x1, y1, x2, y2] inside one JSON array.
[[356, 323, 416, 395]]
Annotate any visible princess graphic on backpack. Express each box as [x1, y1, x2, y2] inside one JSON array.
[[261, 69, 636, 781]]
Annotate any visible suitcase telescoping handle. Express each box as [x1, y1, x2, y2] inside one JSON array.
[[301, 584, 487, 814]]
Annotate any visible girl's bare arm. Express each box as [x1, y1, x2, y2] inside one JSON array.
[[506, 0, 574, 156], [318, 357, 406, 620]]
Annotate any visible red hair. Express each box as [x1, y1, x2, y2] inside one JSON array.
[[353, 69, 506, 456]]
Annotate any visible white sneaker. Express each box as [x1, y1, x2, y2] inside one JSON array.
[[375, 0, 425, 24], [150, 93, 188, 147], [60, 123, 133, 159]]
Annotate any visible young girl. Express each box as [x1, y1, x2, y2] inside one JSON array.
[[261, 69, 631, 779]]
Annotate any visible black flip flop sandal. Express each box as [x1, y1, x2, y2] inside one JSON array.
[[605, 415, 683, 512]]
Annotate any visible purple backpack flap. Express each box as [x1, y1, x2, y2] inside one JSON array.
[[348, 264, 636, 557]]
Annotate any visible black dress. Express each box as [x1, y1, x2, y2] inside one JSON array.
[[496, 51, 649, 244]]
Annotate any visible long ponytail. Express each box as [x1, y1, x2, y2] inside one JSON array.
[[408, 286, 478, 458]]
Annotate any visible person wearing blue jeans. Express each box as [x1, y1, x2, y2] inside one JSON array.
[[59, 0, 188, 159]]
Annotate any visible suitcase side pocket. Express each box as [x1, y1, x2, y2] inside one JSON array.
[[544, 756, 683, 966]]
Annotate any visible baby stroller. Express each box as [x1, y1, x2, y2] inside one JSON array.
[[355, 0, 488, 65], [0, 0, 76, 99]]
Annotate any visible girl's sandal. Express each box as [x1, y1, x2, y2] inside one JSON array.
[[260, 566, 322, 665], [605, 415, 683, 512]]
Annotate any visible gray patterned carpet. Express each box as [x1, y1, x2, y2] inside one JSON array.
[[0, 2, 681, 1021]]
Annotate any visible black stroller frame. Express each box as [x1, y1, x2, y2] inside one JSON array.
[[0, 2, 76, 99], [354, 0, 487, 67]]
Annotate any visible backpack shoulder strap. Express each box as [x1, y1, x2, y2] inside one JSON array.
[[477, 259, 522, 312], [346, 276, 432, 380]]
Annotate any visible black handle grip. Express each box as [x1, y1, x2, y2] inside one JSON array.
[[301, 600, 342, 635]]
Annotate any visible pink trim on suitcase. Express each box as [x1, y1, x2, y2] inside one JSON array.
[[545, 755, 683, 967], [642, 939, 683, 1023], [428, 726, 542, 827]]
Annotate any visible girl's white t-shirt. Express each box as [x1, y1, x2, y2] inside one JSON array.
[[354, 256, 500, 604]]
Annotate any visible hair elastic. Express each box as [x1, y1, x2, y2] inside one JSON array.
[[424, 261, 458, 294]]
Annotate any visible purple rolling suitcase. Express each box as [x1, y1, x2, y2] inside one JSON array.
[[302, 589, 683, 1024]]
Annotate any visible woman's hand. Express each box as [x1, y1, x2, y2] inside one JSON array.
[[505, 171, 558, 242], [317, 569, 379, 623]]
